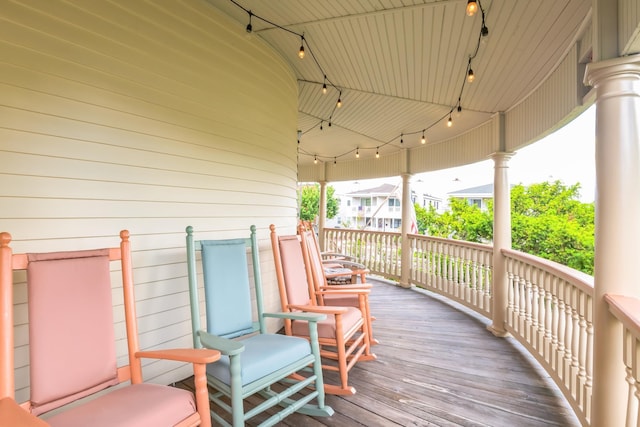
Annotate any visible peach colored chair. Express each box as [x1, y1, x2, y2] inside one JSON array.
[[297, 221, 369, 284], [298, 228, 379, 346], [185, 225, 333, 426], [0, 231, 220, 427], [269, 225, 375, 396]]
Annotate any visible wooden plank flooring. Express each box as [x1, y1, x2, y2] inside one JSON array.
[[175, 278, 581, 426]]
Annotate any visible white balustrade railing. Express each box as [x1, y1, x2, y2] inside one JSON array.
[[410, 234, 493, 317], [604, 294, 640, 427], [321, 227, 606, 426], [324, 228, 402, 280], [502, 249, 594, 426]]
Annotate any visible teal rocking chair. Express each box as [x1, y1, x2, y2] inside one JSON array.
[[185, 225, 334, 427]]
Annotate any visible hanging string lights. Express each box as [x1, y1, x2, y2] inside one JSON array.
[[231, 0, 488, 165]]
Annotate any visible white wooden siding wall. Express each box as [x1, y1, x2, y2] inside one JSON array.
[[505, 44, 582, 152], [408, 121, 496, 172], [0, 0, 299, 401]]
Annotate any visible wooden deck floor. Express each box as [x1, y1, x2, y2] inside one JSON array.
[[176, 278, 581, 426]]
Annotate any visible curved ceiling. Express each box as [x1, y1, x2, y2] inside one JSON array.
[[210, 0, 592, 171]]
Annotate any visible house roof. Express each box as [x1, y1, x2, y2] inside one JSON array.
[[449, 183, 494, 196], [345, 183, 399, 196]]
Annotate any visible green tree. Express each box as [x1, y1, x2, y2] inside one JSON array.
[[298, 184, 339, 221], [415, 181, 594, 274]]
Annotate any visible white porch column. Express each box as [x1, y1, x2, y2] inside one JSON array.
[[400, 173, 412, 288], [488, 152, 513, 337], [585, 55, 640, 427], [318, 181, 327, 251]]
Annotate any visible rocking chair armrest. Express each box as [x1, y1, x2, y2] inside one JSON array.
[[264, 311, 327, 322], [322, 252, 358, 262], [197, 330, 245, 356], [288, 304, 349, 315], [135, 348, 221, 364], [324, 259, 367, 270], [319, 283, 372, 290], [317, 288, 370, 295]]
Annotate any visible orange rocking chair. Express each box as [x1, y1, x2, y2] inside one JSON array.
[[0, 231, 220, 427], [270, 225, 376, 396], [298, 227, 378, 345]]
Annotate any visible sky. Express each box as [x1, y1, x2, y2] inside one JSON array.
[[333, 105, 596, 203]]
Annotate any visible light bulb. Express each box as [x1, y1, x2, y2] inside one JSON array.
[[298, 36, 305, 59], [481, 25, 489, 41], [421, 132, 426, 144], [246, 12, 252, 33], [400, 134, 403, 144], [322, 83, 327, 94], [356, 148, 360, 158], [376, 148, 380, 159], [336, 97, 342, 108], [313, 155, 318, 164], [467, 69, 475, 83], [466, 0, 478, 16], [456, 105, 462, 117], [447, 116, 453, 127]]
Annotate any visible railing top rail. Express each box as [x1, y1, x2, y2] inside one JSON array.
[[323, 227, 400, 238], [502, 248, 594, 294], [605, 294, 640, 340], [411, 234, 493, 252]]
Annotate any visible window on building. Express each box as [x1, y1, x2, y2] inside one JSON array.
[[468, 198, 482, 208], [388, 198, 400, 207]]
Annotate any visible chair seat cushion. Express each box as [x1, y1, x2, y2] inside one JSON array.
[[207, 334, 311, 386], [292, 306, 363, 339], [44, 383, 196, 427]]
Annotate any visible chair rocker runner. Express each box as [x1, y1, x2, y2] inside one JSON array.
[[0, 230, 220, 427], [269, 225, 376, 396], [185, 225, 333, 427]]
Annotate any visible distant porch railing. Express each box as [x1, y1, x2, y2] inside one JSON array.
[[322, 227, 640, 427]]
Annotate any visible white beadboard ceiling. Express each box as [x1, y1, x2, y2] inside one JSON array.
[[209, 0, 592, 167]]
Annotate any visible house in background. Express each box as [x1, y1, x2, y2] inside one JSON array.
[[448, 183, 494, 211], [332, 183, 442, 231]]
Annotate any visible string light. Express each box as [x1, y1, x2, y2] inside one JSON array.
[[466, 0, 478, 16], [298, 35, 305, 59], [246, 11, 253, 33], [239, 0, 489, 165], [334, 157, 337, 166], [481, 24, 489, 40], [467, 68, 475, 83]]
